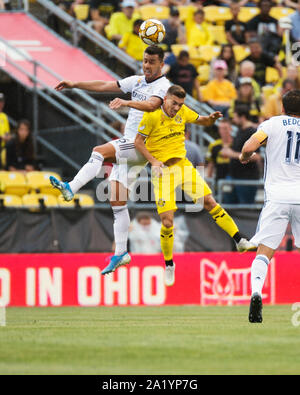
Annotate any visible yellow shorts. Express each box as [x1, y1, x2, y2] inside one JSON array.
[[152, 158, 212, 214]]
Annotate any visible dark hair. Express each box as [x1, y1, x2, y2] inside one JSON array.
[[219, 117, 231, 125], [15, 119, 35, 160], [219, 44, 236, 73], [134, 19, 144, 28], [282, 90, 300, 116], [178, 50, 189, 60], [145, 45, 164, 62], [194, 9, 204, 17], [234, 105, 251, 120], [167, 85, 186, 98], [282, 79, 296, 89]]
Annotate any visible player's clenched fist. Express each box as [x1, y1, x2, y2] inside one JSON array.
[[55, 80, 75, 91]]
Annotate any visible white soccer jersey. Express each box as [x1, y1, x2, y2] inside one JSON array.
[[117, 75, 171, 140], [259, 115, 300, 203]]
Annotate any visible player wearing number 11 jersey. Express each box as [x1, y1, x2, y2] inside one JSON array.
[[239, 90, 300, 323]]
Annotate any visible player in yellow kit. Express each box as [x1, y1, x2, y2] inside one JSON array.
[[135, 85, 256, 286]]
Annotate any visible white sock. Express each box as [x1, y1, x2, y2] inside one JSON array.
[[69, 152, 104, 194], [251, 254, 269, 296], [112, 205, 130, 256]]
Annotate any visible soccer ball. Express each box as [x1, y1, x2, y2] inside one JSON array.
[[139, 19, 166, 46]]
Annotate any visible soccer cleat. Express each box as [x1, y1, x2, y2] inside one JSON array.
[[101, 252, 131, 275], [49, 176, 74, 202], [236, 238, 257, 252], [249, 292, 263, 323], [165, 263, 175, 287]]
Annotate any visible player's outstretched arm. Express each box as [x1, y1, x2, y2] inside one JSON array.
[[55, 80, 120, 92], [195, 111, 223, 126], [109, 96, 162, 112], [239, 135, 262, 164]]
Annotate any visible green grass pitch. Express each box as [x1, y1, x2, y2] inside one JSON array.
[[0, 305, 300, 375]]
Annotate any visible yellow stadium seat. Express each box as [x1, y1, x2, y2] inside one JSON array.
[[26, 171, 62, 195], [266, 67, 280, 84], [170, 45, 203, 67], [262, 85, 276, 99], [178, 5, 196, 22], [207, 25, 227, 45], [76, 194, 94, 207], [57, 195, 75, 208], [138, 5, 170, 20], [204, 6, 232, 24], [73, 4, 90, 20], [0, 171, 29, 196], [198, 45, 221, 63], [23, 193, 58, 208], [197, 64, 211, 84], [270, 7, 294, 20], [0, 194, 23, 207], [238, 7, 259, 23], [233, 45, 250, 62]]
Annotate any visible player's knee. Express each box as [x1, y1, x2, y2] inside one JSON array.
[[161, 217, 173, 229]]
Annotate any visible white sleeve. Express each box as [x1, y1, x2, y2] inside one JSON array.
[[257, 119, 272, 137], [151, 80, 171, 100], [117, 75, 139, 94]]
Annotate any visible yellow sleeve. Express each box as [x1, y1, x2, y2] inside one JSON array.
[[252, 129, 268, 144], [183, 105, 199, 123], [0, 114, 10, 136], [106, 13, 121, 40], [138, 112, 153, 138], [118, 32, 129, 49]]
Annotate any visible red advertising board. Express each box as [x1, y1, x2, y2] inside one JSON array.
[[0, 253, 299, 307]]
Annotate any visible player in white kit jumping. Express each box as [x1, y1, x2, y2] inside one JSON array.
[[50, 46, 171, 274], [239, 90, 300, 323]]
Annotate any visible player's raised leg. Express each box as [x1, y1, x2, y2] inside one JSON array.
[[204, 194, 256, 252], [160, 210, 176, 286], [50, 142, 117, 201], [101, 180, 131, 275]]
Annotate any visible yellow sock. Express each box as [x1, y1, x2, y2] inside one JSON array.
[[209, 204, 239, 238], [160, 225, 174, 261]]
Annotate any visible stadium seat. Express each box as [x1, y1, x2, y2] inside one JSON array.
[[171, 45, 202, 67], [22, 193, 58, 208], [57, 193, 94, 208], [262, 85, 276, 99], [0, 194, 23, 207], [207, 25, 228, 45], [266, 67, 280, 84], [238, 7, 259, 23], [178, 5, 196, 22], [197, 64, 211, 84], [26, 171, 62, 195], [0, 171, 29, 196], [198, 45, 221, 63], [138, 5, 170, 20], [204, 6, 232, 24], [270, 7, 294, 20], [233, 45, 250, 62], [73, 4, 90, 21]]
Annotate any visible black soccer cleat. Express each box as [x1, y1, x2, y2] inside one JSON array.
[[249, 292, 263, 323]]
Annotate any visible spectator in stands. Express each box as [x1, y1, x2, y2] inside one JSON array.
[[118, 19, 147, 61], [0, 0, 11, 10], [285, 64, 300, 89], [105, 0, 138, 43], [206, 118, 233, 187], [186, 9, 213, 47], [261, 79, 296, 119], [246, 0, 282, 57], [236, 60, 261, 99], [167, 50, 201, 99], [185, 128, 205, 168], [245, 38, 282, 87], [290, 2, 300, 43], [225, 0, 247, 46], [5, 120, 36, 173], [229, 77, 261, 124], [0, 93, 11, 169], [283, 0, 299, 9], [211, 44, 237, 82], [220, 105, 261, 204], [201, 60, 237, 117], [161, 6, 186, 53], [128, 211, 161, 254], [89, 0, 120, 35]]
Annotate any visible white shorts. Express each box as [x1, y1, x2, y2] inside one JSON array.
[[109, 138, 147, 191], [251, 201, 300, 249]]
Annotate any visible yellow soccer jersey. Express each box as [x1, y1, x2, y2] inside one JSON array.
[[138, 105, 199, 163]]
